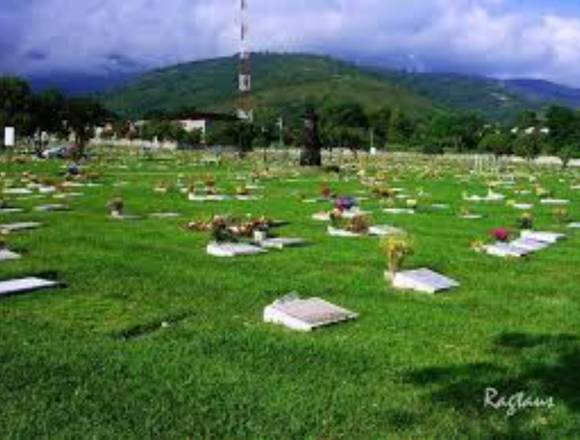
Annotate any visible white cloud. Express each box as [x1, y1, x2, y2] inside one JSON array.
[[3, 0, 580, 86]]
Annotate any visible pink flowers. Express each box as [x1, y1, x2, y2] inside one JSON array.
[[491, 228, 510, 242]]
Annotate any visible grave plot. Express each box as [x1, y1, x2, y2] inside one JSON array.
[[0, 249, 21, 261], [188, 194, 230, 202], [391, 269, 460, 294], [520, 231, 565, 244], [0, 208, 24, 214], [568, 223, 580, 229], [510, 237, 550, 252], [512, 203, 534, 210], [256, 237, 307, 250], [463, 190, 505, 202], [0, 222, 42, 233], [206, 242, 266, 258], [312, 208, 370, 222], [541, 199, 570, 206], [34, 204, 70, 212], [149, 212, 181, 219], [0, 277, 59, 298], [383, 208, 415, 215], [482, 243, 532, 258], [263, 295, 358, 331], [3, 188, 32, 196]]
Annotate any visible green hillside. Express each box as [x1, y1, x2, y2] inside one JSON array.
[[101, 53, 436, 120], [378, 71, 539, 123]]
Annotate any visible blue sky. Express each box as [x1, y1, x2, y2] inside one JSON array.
[[2, 0, 580, 86]]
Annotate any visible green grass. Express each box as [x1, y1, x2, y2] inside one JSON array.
[[0, 150, 579, 439]]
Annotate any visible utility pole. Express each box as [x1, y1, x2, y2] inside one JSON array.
[[238, 0, 252, 122]]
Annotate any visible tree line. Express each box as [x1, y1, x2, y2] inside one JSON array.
[[2, 75, 580, 164]]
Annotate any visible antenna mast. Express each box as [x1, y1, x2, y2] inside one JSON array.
[[238, 0, 253, 121]]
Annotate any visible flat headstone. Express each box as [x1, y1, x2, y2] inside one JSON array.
[[258, 238, 306, 250], [110, 214, 141, 221], [38, 186, 56, 194], [368, 225, 405, 237], [188, 194, 229, 202], [568, 223, 580, 229], [206, 242, 266, 258], [483, 243, 531, 258], [34, 204, 69, 212], [3, 188, 32, 196], [149, 212, 181, 219], [383, 208, 415, 215], [460, 214, 483, 220], [520, 231, 565, 244], [392, 269, 459, 294], [0, 222, 42, 233], [431, 204, 450, 210], [512, 203, 534, 210], [235, 195, 261, 201], [312, 212, 331, 222], [0, 249, 21, 261], [0, 277, 58, 298], [541, 199, 569, 206], [0, 208, 24, 214], [510, 238, 550, 252], [327, 226, 363, 238], [264, 295, 358, 331]]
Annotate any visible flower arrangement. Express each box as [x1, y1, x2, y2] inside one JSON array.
[[380, 234, 414, 278], [321, 184, 332, 199], [490, 227, 510, 242], [236, 185, 250, 196], [334, 197, 357, 212], [346, 214, 370, 234], [372, 187, 395, 199], [517, 213, 534, 230], [553, 208, 570, 224], [107, 197, 124, 217]]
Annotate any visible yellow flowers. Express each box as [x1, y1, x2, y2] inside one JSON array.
[[380, 234, 414, 276]]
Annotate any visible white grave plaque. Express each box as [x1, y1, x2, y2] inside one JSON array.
[[264, 296, 358, 331], [392, 269, 459, 294], [0, 277, 58, 297], [206, 242, 266, 258]]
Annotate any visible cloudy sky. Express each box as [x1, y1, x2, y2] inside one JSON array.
[[2, 0, 580, 86]]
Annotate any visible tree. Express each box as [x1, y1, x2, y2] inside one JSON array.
[[516, 110, 540, 129], [300, 105, 322, 166], [546, 105, 579, 148], [388, 109, 414, 145], [557, 143, 580, 169], [0, 77, 34, 140], [478, 132, 512, 157], [32, 89, 66, 133], [65, 97, 110, 157], [513, 133, 542, 161]]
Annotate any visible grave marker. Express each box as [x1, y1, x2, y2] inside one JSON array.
[[264, 295, 358, 331]]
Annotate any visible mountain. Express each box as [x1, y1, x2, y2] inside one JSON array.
[[502, 79, 580, 109], [100, 53, 436, 120], [97, 53, 580, 122], [28, 72, 136, 96]]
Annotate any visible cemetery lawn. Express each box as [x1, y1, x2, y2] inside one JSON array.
[[1, 151, 579, 439]]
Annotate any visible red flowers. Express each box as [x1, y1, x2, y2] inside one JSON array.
[[491, 228, 510, 242]]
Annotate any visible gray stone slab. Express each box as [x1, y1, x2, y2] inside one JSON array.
[[383, 208, 415, 215], [368, 225, 405, 237], [483, 243, 531, 258], [34, 204, 69, 212], [0, 277, 58, 298], [264, 295, 358, 331], [520, 231, 565, 244], [541, 199, 570, 206], [0, 208, 24, 214], [149, 212, 181, 219], [392, 269, 459, 294], [0, 249, 21, 261], [327, 226, 363, 238], [206, 242, 266, 258], [3, 188, 32, 195], [510, 238, 550, 252], [258, 238, 306, 249], [0, 222, 42, 233]]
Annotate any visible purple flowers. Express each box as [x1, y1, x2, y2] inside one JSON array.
[[334, 197, 357, 212]]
